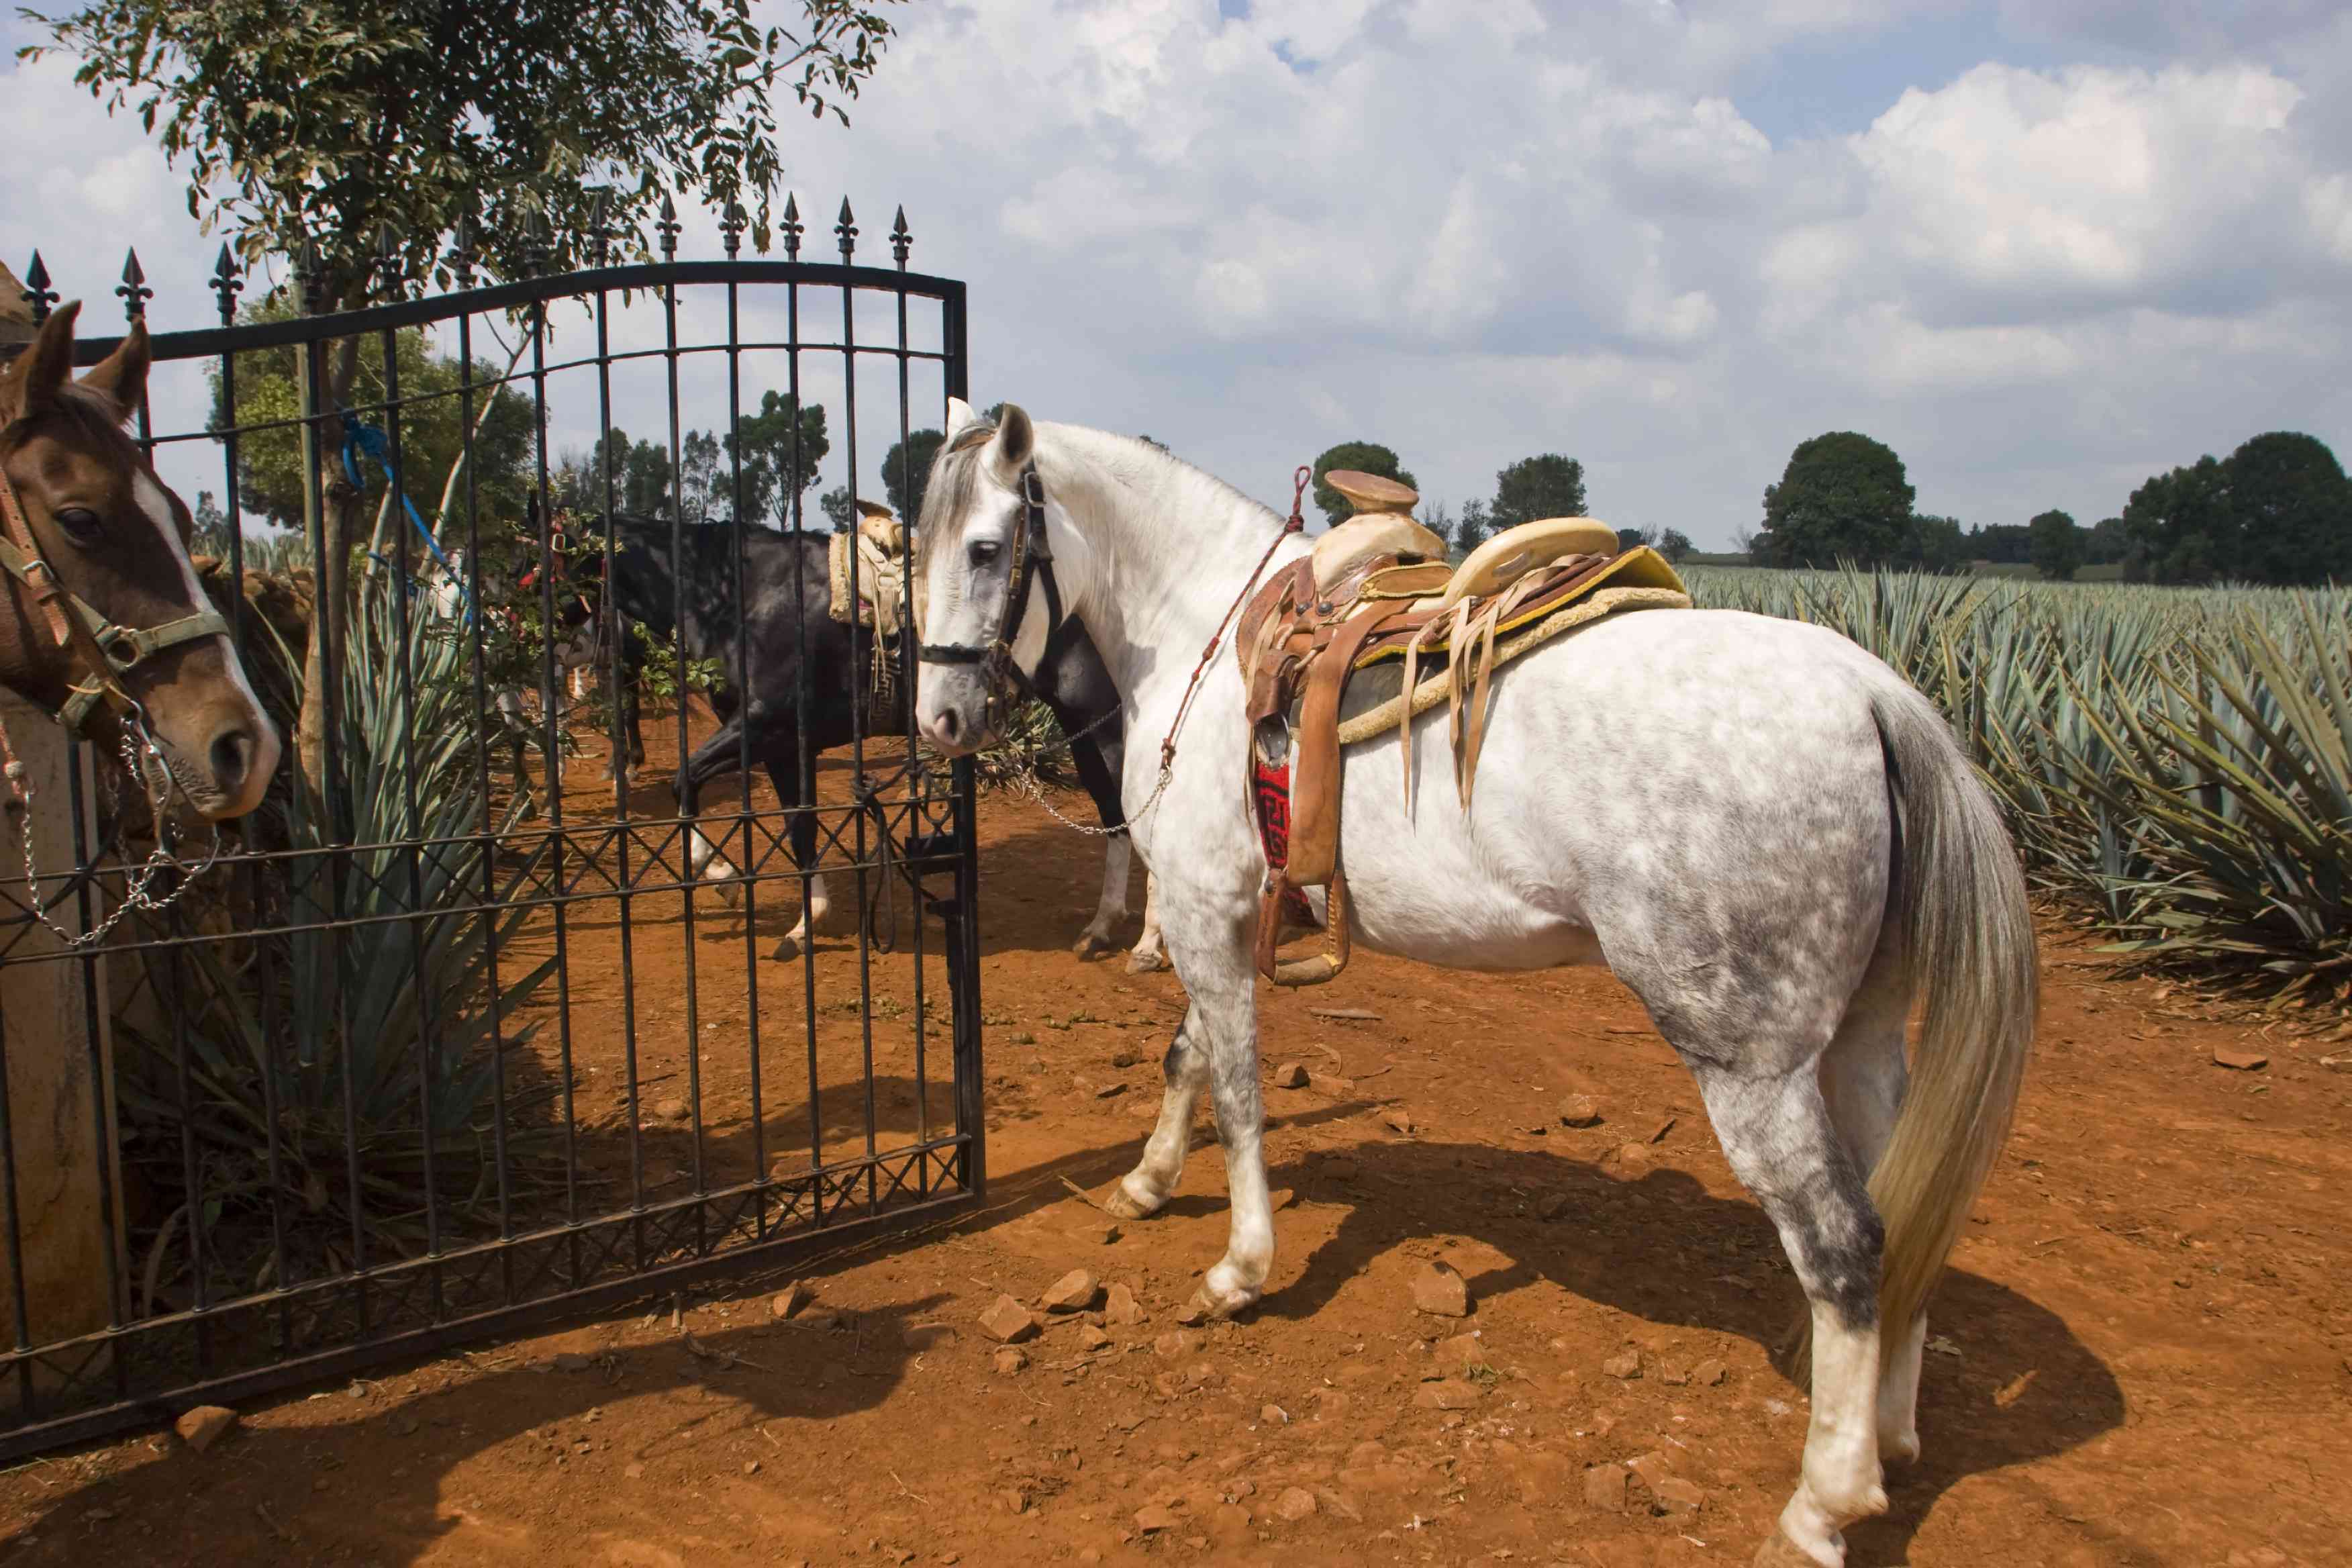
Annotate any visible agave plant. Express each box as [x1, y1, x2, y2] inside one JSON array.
[[116, 577, 564, 1306]]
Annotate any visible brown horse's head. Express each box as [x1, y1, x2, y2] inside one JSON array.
[[0, 301, 279, 820]]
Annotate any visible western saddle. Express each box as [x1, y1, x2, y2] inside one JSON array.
[[830, 499, 914, 696], [1236, 470, 1685, 986]]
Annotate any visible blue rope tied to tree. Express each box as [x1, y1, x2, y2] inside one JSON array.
[[340, 408, 470, 622]]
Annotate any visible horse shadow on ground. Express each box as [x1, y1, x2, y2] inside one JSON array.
[[1255, 1135, 2124, 1565], [19, 1116, 2117, 1568]]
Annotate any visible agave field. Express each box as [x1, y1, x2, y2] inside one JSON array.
[[1685, 567, 2352, 1012]]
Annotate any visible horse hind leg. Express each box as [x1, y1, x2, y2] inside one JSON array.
[[1126, 869, 1169, 974], [1820, 928, 1923, 1469], [1073, 833, 1132, 959], [1690, 1061, 1889, 1568]]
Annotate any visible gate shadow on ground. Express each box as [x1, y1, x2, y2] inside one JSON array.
[[3, 1115, 1349, 1562], [1261, 1136, 2123, 1565]]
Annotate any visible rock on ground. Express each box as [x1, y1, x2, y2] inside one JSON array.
[[980, 1295, 1040, 1344], [1042, 1269, 1101, 1313], [1412, 1259, 1471, 1317], [175, 1406, 238, 1453]]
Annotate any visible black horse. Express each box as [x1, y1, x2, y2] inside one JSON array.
[[590, 513, 1151, 962]]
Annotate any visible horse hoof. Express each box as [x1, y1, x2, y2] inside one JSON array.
[[1097, 1183, 1161, 1222], [770, 936, 805, 962], [1072, 932, 1113, 961], [1753, 1528, 1838, 1568], [1125, 948, 1167, 975], [1183, 1283, 1258, 1324]]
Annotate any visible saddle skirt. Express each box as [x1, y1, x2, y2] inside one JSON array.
[[1235, 520, 1689, 987], [828, 503, 912, 632]]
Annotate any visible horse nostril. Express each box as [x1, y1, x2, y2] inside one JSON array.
[[936, 708, 960, 744], [210, 728, 257, 792]]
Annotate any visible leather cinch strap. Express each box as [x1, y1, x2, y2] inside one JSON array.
[[0, 465, 230, 732]]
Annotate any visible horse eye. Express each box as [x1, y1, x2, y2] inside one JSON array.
[[968, 539, 1002, 568], [54, 507, 103, 548]]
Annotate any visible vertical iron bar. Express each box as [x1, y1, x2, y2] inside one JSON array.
[[526, 290, 584, 1286], [61, 737, 130, 1393], [659, 250, 708, 1242], [299, 297, 367, 1337], [719, 272, 766, 1229], [838, 238, 881, 1214], [591, 266, 648, 1274], [942, 281, 985, 1197], [785, 240, 821, 1186], [0, 1010, 36, 1414], [453, 303, 516, 1300], [379, 306, 446, 1322], [891, 254, 929, 1183]]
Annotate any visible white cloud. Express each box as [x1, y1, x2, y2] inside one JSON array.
[[5, 2, 2349, 546]]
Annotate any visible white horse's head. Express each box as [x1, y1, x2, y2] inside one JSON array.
[[912, 397, 1059, 753]]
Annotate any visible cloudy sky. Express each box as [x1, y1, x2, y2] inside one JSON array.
[[6, 0, 2351, 548]]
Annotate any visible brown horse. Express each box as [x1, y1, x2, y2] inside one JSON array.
[[0, 301, 277, 818]]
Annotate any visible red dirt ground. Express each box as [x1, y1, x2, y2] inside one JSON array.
[[2, 716, 2348, 1568]]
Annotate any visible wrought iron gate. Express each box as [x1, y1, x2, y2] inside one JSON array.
[[0, 198, 984, 1457]]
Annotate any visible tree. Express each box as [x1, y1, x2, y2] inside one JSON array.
[[208, 298, 537, 536], [1908, 515, 1967, 573], [2121, 456, 2232, 584], [28, 0, 899, 801], [1491, 453, 1587, 528], [2086, 516, 2129, 566], [725, 391, 831, 526], [819, 485, 854, 530], [2028, 509, 2085, 581], [191, 489, 234, 558], [1310, 441, 1418, 526], [678, 430, 724, 522], [1420, 500, 1455, 551], [1656, 528, 1694, 564], [1615, 525, 1656, 552], [1453, 498, 1492, 556], [882, 428, 946, 522], [2224, 432, 2352, 586], [1959, 522, 2033, 565], [1753, 432, 1916, 568]]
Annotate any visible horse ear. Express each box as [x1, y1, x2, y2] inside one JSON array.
[[944, 396, 977, 438], [5, 298, 82, 420], [991, 403, 1035, 478], [77, 317, 152, 424]]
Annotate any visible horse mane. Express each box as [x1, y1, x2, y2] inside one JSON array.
[[919, 417, 1277, 546], [0, 377, 140, 458]]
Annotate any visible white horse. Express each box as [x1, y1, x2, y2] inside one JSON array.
[[912, 403, 2035, 1568]]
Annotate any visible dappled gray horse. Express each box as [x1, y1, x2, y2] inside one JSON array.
[[911, 402, 2035, 1568]]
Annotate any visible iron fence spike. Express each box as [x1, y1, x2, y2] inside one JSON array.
[[23, 251, 55, 325]]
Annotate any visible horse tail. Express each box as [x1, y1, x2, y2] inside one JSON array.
[[1865, 677, 2037, 1340]]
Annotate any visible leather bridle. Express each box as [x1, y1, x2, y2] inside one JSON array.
[[0, 450, 231, 732], [916, 462, 1065, 734]]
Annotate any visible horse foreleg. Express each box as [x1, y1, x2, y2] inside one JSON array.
[[677, 719, 748, 904], [1073, 832, 1132, 959], [766, 740, 828, 961], [1110, 910, 1273, 1322]]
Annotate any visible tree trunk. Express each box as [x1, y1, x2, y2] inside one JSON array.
[[295, 328, 364, 810]]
